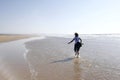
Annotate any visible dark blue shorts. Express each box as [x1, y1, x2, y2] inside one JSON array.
[[74, 42, 81, 52]]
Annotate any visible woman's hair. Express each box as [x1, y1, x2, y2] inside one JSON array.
[[74, 33, 79, 37]]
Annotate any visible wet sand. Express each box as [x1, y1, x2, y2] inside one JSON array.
[[0, 35, 41, 80], [0, 35, 120, 80]]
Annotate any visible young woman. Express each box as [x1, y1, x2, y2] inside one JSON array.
[[68, 33, 82, 58]]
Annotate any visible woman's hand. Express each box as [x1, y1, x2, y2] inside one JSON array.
[[68, 42, 71, 44]]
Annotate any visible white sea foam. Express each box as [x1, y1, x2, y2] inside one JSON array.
[[23, 36, 45, 80]]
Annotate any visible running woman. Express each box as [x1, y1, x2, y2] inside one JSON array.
[[68, 33, 83, 58]]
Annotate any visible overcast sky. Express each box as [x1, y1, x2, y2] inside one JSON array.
[[0, 0, 120, 34]]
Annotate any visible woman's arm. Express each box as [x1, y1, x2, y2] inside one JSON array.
[[68, 38, 74, 44]]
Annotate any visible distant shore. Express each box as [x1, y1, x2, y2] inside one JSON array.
[[1, 33, 120, 42], [0, 34, 37, 43]]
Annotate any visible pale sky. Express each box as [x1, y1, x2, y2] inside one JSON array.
[[0, 0, 120, 34]]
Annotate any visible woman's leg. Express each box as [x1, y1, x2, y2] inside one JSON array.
[[74, 42, 81, 58], [74, 44, 77, 56], [77, 42, 81, 57]]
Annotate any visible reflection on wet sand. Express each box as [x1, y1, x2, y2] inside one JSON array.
[[73, 58, 82, 80]]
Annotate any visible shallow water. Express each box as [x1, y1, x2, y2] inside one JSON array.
[[24, 37, 120, 80], [0, 36, 120, 80], [0, 37, 45, 80]]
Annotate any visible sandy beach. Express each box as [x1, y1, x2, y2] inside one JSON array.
[[0, 34, 35, 43], [0, 35, 120, 80]]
